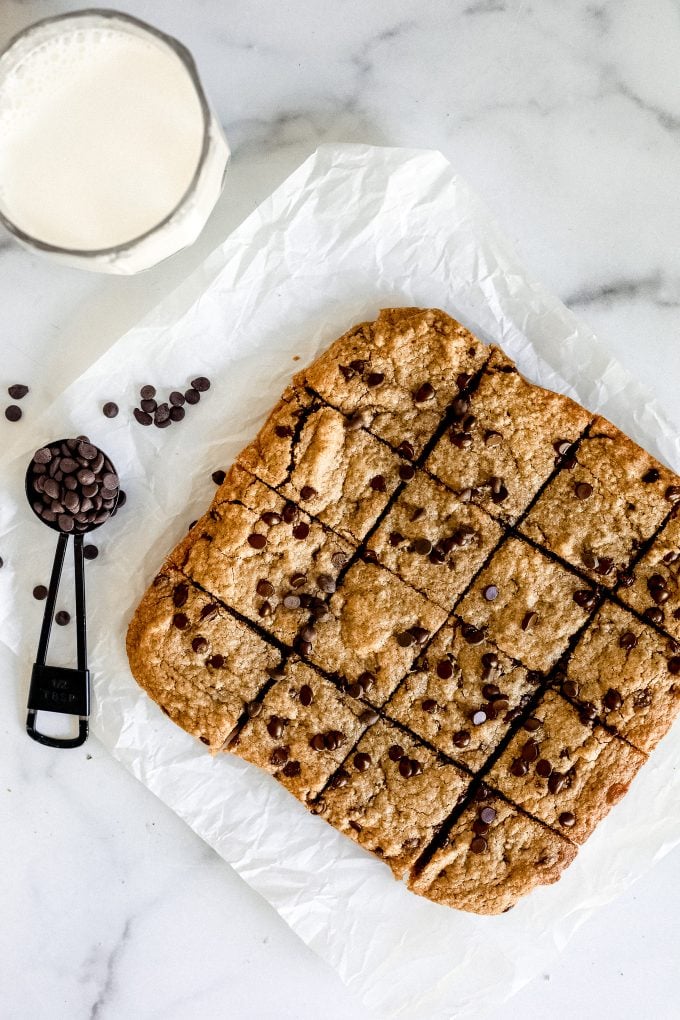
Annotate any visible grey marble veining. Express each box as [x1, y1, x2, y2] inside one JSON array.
[[1, 2, 679, 1018]]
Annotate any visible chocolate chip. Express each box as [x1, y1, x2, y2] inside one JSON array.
[[436, 659, 454, 680], [421, 698, 438, 713], [536, 759, 552, 778], [472, 709, 487, 726], [55, 610, 70, 626], [102, 401, 119, 419], [134, 408, 152, 426], [369, 474, 386, 493], [332, 770, 350, 788], [396, 631, 414, 648], [413, 382, 435, 403], [366, 372, 384, 387], [558, 811, 576, 828], [604, 688, 623, 711], [484, 430, 502, 447], [283, 594, 301, 609], [299, 684, 314, 707], [191, 377, 211, 392], [317, 574, 336, 594], [548, 773, 566, 794], [191, 636, 208, 653], [184, 388, 200, 405], [413, 538, 432, 556], [668, 657, 680, 675], [397, 441, 415, 459], [644, 607, 664, 625], [331, 551, 347, 568], [261, 511, 282, 526], [521, 611, 538, 631], [482, 683, 500, 701], [399, 464, 415, 481], [246, 700, 262, 718], [282, 760, 301, 778], [292, 522, 310, 540], [452, 730, 470, 748], [665, 486, 680, 503], [574, 482, 593, 500], [388, 744, 404, 761], [173, 583, 189, 607], [579, 701, 597, 722], [573, 589, 597, 610], [398, 757, 414, 778], [8, 384, 28, 399], [410, 626, 430, 644], [32, 585, 48, 600], [510, 758, 528, 777], [270, 747, 289, 766], [521, 739, 539, 762], [267, 717, 284, 739], [479, 806, 496, 824], [140, 385, 156, 400], [470, 836, 487, 854], [483, 584, 498, 601], [562, 679, 578, 699], [172, 612, 189, 630], [140, 399, 157, 413], [247, 533, 267, 549], [619, 631, 638, 650], [256, 579, 274, 597], [300, 485, 317, 501], [211, 470, 226, 486], [642, 468, 660, 483], [5, 405, 21, 421], [461, 623, 485, 645], [353, 752, 371, 772]]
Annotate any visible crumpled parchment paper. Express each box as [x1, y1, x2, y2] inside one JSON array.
[[1, 144, 679, 1019]]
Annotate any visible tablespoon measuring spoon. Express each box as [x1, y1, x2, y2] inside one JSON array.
[[24, 437, 120, 748]]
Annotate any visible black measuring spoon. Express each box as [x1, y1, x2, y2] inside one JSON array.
[[24, 437, 120, 748]]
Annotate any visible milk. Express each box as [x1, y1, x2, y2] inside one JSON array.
[[0, 14, 229, 270]]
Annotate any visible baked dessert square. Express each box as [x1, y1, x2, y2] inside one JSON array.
[[520, 417, 677, 587], [425, 347, 592, 524], [170, 465, 354, 647], [237, 388, 407, 545], [304, 560, 447, 706], [455, 536, 596, 672], [617, 507, 680, 639], [409, 788, 577, 915], [231, 659, 372, 802], [301, 307, 489, 457], [317, 718, 469, 878], [366, 469, 504, 610], [385, 622, 541, 771], [486, 690, 646, 844], [559, 602, 680, 754], [126, 566, 283, 752]]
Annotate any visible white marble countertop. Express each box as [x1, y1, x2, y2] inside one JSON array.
[[1, 2, 679, 1017]]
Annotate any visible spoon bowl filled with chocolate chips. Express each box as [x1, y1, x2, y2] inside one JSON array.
[[24, 437, 121, 748]]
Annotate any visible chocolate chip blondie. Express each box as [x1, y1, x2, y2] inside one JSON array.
[[128, 306, 680, 915]]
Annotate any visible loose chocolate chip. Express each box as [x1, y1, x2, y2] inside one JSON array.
[[169, 406, 185, 422], [55, 610, 70, 626], [191, 636, 208, 653], [191, 377, 211, 392], [388, 744, 404, 761], [604, 688, 623, 711], [559, 811, 576, 828], [366, 372, 384, 388], [483, 584, 498, 601], [574, 482, 593, 500], [354, 752, 371, 772], [452, 730, 470, 748], [370, 474, 386, 492], [359, 709, 379, 724], [5, 405, 21, 421], [413, 537, 432, 556], [292, 522, 310, 540], [521, 611, 538, 631], [667, 657, 680, 675], [184, 388, 200, 405], [247, 533, 267, 549], [211, 470, 226, 486], [101, 401, 120, 420], [479, 806, 496, 824], [133, 408, 153, 426], [470, 836, 487, 854], [536, 759, 552, 778], [33, 585, 48, 600], [413, 382, 435, 404], [436, 659, 454, 680], [140, 399, 157, 413], [548, 773, 566, 795], [140, 385, 156, 400], [8, 384, 28, 399]]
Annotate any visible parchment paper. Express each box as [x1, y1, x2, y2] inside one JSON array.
[[2, 144, 679, 1019]]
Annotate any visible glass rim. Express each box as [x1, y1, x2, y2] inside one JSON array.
[[0, 8, 212, 259]]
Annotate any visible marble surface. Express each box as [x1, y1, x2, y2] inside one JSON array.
[[1, 1, 679, 1017]]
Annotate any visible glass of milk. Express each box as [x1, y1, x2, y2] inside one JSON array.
[[0, 10, 230, 273]]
